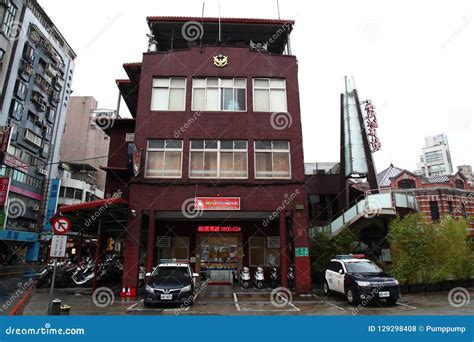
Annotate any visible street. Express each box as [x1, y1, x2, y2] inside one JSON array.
[[21, 286, 474, 316]]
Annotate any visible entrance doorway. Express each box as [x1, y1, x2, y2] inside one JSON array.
[[198, 234, 242, 284]]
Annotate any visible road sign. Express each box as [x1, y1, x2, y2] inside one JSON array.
[[50, 235, 67, 258], [52, 217, 71, 235], [295, 247, 309, 257]]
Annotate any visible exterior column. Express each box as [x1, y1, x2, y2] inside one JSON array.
[[121, 211, 142, 296], [92, 220, 102, 293], [145, 210, 155, 280], [292, 209, 312, 294], [279, 210, 289, 288]]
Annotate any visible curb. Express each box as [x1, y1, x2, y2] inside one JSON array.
[[9, 281, 36, 316]]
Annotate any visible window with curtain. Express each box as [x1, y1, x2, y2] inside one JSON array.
[[255, 141, 291, 179], [150, 77, 186, 111], [190, 140, 248, 178], [192, 78, 246, 111], [253, 78, 287, 112], [145, 139, 183, 178]]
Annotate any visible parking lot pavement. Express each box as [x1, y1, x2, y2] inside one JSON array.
[[22, 287, 473, 316]]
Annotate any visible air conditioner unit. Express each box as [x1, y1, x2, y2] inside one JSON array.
[[125, 133, 135, 142], [37, 168, 47, 176], [32, 204, 40, 211]]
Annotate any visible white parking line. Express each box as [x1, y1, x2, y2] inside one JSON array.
[[126, 300, 190, 312], [312, 294, 347, 312], [233, 293, 241, 311], [396, 302, 417, 310]]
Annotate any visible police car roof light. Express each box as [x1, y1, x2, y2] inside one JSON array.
[[335, 255, 352, 259]]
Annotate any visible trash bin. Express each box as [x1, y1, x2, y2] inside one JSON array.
[[60, 305, 70, 315], [50, 299, 61, 315]]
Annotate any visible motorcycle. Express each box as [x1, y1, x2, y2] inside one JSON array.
[[269, 267, 278, 288], [240, 266, 251, 289], [287, 265, 295, 288], [254, 266, 264, 289]]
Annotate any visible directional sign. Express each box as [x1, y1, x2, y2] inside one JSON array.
[[51, 217, 71, 235], [50, 235, 67, 258]]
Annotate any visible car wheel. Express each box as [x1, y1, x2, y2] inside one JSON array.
[[346, 288, 359, 306], [323, 281, 330, 295], [386, 298, 398, 306]]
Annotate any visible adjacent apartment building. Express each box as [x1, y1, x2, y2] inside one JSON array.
[[0, 0, 75, 262], [416, 133, 453, 177]]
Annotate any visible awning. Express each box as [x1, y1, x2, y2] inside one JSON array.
[[50, 198, 129, 236]]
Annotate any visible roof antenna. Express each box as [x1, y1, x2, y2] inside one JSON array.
[[218, 0, 222, 43], [277, 0, 281, 19]]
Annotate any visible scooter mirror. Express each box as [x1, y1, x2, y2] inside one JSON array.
[[145, 272, 152, 277]]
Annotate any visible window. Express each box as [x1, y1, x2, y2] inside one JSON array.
[[24, 130, 42, 147], [249, 237, 280, 266], [255, 141, 291, 179], [189, 140, 248, 178], [23, 43, 35, 60], [192, 78, 246, 111], [455, 180, 465, 190], [16, 80, 27, 97], [253, 78, 287, 112], [145, 139, 183, 178], [150, 77, 186, 111], [397, 179, 416, 189], [10, 99, 23, 116], [0, 49, 5, 62], [429, 201, 440, 222], [448, 201, 453, 215], [2, 1, 17, 37]]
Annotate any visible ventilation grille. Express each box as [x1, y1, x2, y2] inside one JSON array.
[[156, 236, 171, 248], [267, 236, 280, 249]]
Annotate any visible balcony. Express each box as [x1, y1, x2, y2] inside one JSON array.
[[31, 91, 47, 112], [34, 75, 53, 96], [19, 59, 34, 79]]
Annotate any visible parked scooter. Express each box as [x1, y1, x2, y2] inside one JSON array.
[[287, 265, 295, 288], [240, 266, 251, 289], [269, 267, 278, 288], [254, 266, 264, 289]]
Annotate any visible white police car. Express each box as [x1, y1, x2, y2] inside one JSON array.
[[322, 254, 400, 305]]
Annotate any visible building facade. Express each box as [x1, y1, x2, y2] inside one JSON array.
[[0, 0, 75, 262], [102, 17, 312, 294], [379, 164, 473, 234], [60, 96, 110, 192], [416, 133, 453, 177]]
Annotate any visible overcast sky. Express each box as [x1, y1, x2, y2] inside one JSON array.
[[39, 0, 473, 173]]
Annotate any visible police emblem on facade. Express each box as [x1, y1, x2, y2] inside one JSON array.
[[213, 54, 229, 68]]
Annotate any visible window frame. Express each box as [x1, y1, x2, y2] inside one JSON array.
[[188, 140, 249, 179], [0, 48, 5, 63], [252, 78, 288, 112], [254, 140, 292, 179], [144, 139, 183, 179], [2, 1, 18, 37], [150, 77, 186, 111], [191, 77, 247, 112]]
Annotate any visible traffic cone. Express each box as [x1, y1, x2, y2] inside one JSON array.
[[120, 287, 127, 297]]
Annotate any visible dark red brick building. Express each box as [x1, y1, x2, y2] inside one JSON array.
[[103, 17, 312, 294]]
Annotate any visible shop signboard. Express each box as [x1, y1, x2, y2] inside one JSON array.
[[195, 197, 240, 211], [0, 177, 10, 207], [0, 125, 12, 153], [43, 179, 61, 231], [3, 154, 29, 173], [197, 225, 241, 233], [295, 247, 309, 257]]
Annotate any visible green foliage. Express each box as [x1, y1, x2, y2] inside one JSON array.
[[310, 229, 359, 282], [389, 213, 473, 284]]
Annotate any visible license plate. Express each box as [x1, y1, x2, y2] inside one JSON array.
[[160, 294, 173, 300], [379, 291, 390, 298]]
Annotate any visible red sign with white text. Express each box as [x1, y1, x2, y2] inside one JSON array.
[[3, 154, 28, 173], [0, 177, 10, 207], [198, 225, 241, 233], [195, 197, 240, 211]]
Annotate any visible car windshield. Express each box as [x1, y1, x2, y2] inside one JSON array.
[[344, 261, 382, 274], [153, 266, 189, 278]]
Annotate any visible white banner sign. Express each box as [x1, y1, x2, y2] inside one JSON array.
[[50, 235, 67, 258]]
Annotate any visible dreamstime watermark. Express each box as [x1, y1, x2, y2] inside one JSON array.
[[448, 287, 470, 308], [262, 190, 300, 227], [359, 20, 382, 42], [270, 287, 293, 308], [351, 283, 385, 315], [362, 197, 383, 218], [174, 111, 203, 138], [266, 21, 292, 46], [84, 190, 122, 227], [0, 278, 34, 313], [441, 16, 471, 48], [270, 112, 292, 130], [181, 21, 204, 42], [174, 280, 209, 315], [92, 287, 115, 308], [5, 323, 85, 336], [439, 193, 473, 227], [7, 198, 27, 219], [92, 113, 116, 130], [181, 198, 203, 219]]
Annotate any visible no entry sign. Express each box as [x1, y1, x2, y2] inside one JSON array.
[[52, 217, 71, 235]]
